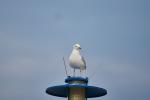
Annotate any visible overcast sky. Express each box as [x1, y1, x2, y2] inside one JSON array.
[[0, 0, 150, 100]]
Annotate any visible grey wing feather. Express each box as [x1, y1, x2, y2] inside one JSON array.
[[81, 56, 86, 67]]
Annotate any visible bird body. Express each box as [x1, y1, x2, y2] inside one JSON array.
[[69, 44, 86, 71]]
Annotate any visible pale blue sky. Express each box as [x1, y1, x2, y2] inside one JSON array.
[[0, 0, 150, 100]]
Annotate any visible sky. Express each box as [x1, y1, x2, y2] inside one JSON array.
[[0, 0, 150, 100]]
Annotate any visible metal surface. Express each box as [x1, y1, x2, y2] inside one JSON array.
[[68, 87, 85, 100], [46, 77, 107, 98], [65, 77, 88, 84]]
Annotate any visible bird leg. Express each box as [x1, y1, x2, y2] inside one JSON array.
[[73, 68, 75, 77], [80, 69, 81, 76]]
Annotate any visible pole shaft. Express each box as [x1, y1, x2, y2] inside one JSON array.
[[68, 87, 85, 100]]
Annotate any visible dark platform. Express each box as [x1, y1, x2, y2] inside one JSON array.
[[46, 77, 107, 98]]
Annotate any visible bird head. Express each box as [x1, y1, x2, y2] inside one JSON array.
[[73, 44, 81, 50]]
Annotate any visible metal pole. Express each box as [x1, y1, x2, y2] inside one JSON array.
[[67, 77, 87, 100], [68, 87, 85, 100]]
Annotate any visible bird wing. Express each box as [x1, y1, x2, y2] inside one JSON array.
[[81, 56, 86, 67]]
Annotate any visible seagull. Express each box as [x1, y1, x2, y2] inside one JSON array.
[[69, 44, 86, 76]]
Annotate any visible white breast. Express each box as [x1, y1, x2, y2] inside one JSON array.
[[69, 49, 86, 70]]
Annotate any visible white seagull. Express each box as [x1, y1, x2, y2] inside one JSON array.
[[69, 44, 86, 76]]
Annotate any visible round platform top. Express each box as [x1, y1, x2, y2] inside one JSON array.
[[46, 84, 107, 98], [65, 76, 88, 83]]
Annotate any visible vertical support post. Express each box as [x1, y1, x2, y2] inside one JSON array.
[[66, 77, 88, 100], [68, 87, 85, 100]]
